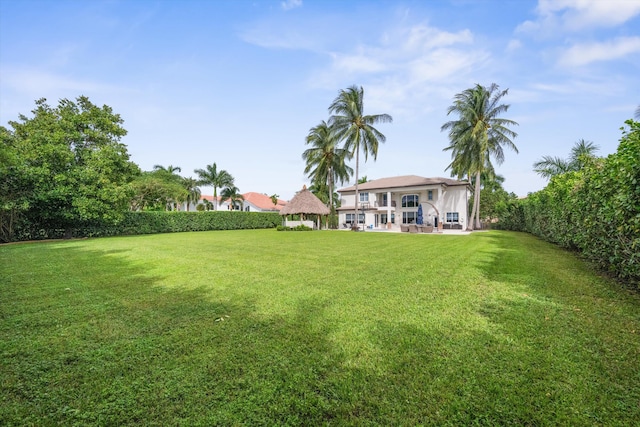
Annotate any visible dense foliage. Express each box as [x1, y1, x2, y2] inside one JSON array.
[[10, 211, 280, 240], [130, 169, 187, 212], [1, 97, 140, 242], [499, 120, 640, 285]]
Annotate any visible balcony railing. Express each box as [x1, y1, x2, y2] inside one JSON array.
[[374, 200, 396, 208]]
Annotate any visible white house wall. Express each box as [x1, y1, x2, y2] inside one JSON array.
[[338, 185, 468, 230]]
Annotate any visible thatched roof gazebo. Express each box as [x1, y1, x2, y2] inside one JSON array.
[[280, 185, 330, 229]]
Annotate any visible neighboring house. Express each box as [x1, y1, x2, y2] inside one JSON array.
[[337, 175, 470, 230], [241, 192, 287, 212], [183, 193, 287, 212]]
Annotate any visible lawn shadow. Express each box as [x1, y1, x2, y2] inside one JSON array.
[[2, 243, 355, 425], [4, 234, 640, 425], [461, 231, 640, 425]]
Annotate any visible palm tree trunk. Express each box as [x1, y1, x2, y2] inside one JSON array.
[[328, 171, 334, 230], [353, 149, 360, 230], [467, 170, 481, 231], [328, 170, 334, 213], [213, 187, 217, 211], [474, 185, 481, 229]]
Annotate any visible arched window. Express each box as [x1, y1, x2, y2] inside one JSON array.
[[401, 194, 419, 208]]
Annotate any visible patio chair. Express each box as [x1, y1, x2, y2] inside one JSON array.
[[409, 224, 418, 233]]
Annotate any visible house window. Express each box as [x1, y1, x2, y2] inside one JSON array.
[[381, 213, 395, 224], [380, 193, 388, 207], [446, 212, 459, 223], [401, 194, 419, 207], [346, 213, 365, 224], [360, 192, 369, 202], [403, 212, 417, 224], [245, 206, 250, 212], [427, 190, 433, 201]]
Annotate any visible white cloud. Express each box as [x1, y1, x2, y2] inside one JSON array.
[[310, 23, 487, 114], [518, 0, 640, 34], [506, 39, 523, 53], [559, 36, 640, 67], [0, 66, 120, 97], [281, 0, 302, 11], [538, 0, 640, 30]]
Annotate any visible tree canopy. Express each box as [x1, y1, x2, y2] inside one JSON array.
[[195, 163, 234, 211], [328, 85, 392, 228], [1, 96, 139, 241], [302, 120, 353, 214], [441, 83, 518, 230]]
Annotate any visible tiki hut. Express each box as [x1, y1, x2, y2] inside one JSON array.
[[279, 185, 330, 229]]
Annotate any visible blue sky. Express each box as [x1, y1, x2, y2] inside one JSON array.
[[1, 0, 639, 200]]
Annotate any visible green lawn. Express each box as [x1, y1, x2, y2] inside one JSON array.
[[1, 230, 639, 426]]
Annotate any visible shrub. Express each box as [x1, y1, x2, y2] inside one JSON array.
[[8, 211, 281, 241], [498, 120, 640, 286], [276, 224, 313, 231]]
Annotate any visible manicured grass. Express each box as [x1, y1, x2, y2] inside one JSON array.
[[1, 230, 639, 425]]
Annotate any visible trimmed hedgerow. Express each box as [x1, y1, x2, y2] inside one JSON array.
[[10, 211, 281, 241], [498, 120, 639, 286]]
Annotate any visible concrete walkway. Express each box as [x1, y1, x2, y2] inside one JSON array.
[[337, 226, 473, 235]]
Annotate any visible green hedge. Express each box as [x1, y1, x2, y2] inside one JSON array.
[[9, 211, 281, 241], [498, 120, 639, 286]]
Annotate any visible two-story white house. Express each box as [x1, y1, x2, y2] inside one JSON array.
[[337, 175, 470, 230]]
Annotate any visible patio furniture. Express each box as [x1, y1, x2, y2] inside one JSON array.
[[417, 224, 433, 233], [409, 224, 418, 233], [400, 224, 410, 232]]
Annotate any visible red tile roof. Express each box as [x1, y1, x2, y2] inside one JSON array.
[[199, 192, 286, 211], [243, 192, 287, 211]]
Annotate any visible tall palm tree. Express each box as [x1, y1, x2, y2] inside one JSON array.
[[219, 185, 244, 211], [182, 177, 201, 211], [194, 163, 234, 211], [302, 120, 353, 213], [441, 83, 518, 230], [328, 85, 392, 229], [533, 139, 599, 179]]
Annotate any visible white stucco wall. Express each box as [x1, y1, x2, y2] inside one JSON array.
[[338, 185, 468, 229]]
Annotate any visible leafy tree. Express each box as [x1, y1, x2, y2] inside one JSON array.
[[151, 164, 185, 210], [220, 185, 244, 210], [533, 139, 599, 179], [0, 126, 29, 241], [358, 175, 368, 184], [302, 120, 353, 215], [130, 170, 186, 211], [183, 177, 201, 211], [472, 174, 517, 224], [1, 96, 139, 240], [270, 194, 279, 207], [194, 163, 234, 211], [441, 83, 518, 230], [329, 85, 392, 228]]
